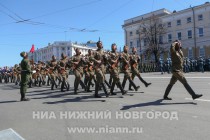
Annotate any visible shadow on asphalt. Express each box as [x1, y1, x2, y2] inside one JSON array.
[[43, 95, 106, 104], [0, 100, 18, 104], [120, 99, 197, 110]]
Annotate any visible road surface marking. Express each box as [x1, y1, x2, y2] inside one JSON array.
[[120, 77, 210, 79], [185, 98, 210, 102]]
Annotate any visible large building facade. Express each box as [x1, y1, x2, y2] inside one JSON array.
[[28, 41, 97, 62], [122, 2, 210, 60]]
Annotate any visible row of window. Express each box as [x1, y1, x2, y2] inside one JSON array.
[[188, 47, 205, 58], [167, 28, 203, 42], [168, 14, 203, 27], [129, 14, 204, 36], [129, 28, 204, 47]]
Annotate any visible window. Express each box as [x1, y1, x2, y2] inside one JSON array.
[[167, 22, 171, 27], [136, 30, 139, 34], [137, 39, 140, 47], [198, 14, 203, 21], [187, 17, 191, 23], [168, 34, 172, 42], [188, 49, 193, 58], [177, 20, 181, 25], [199, 47, 205, 57], [129, 31, 133, 36], [198, 28, 203, 37], [177, 32, 182, 40], [130, 41, 133, 47], [188, 30, 192, 39], [159, 35, 163, 44]]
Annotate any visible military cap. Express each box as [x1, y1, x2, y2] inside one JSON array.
[[20, 51, 26, 57]]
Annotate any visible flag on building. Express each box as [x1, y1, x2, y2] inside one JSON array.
[[30, 44, 35, 53]]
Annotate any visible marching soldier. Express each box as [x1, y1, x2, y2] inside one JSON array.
[[49, 55, 58, 90], [19, 52, 31, 101], [71, 48, 86, 94], [163, 40, 203, 100], [121, 46, 140, 91], [12, 64, 21, 85], [128, 47, 151, 91], [90, 41, 110, 98], [59, 53, 70, 92], [84, 49, 96, 92], [108, 43, 127, 95]]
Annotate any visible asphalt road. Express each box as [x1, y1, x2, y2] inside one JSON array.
[[0, 72, 210, 140]]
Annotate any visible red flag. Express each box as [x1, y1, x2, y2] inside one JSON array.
[[30, 44, 35, 53]]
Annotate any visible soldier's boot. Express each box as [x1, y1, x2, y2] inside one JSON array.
[[39, 79, 42, 87], [51, 82, 54, 90], [183, 83, 203, 100], [163, 84, 173, 100], [138, 76, 151, 87], [128, 79, 140, 91], [122, 79, 127, 89], [94, 83, 101, 98], [110, 83, 116, 95], [20, 92, 30, 101], [117, 82, 127, 95], [101, 82, 110, 97], [86, 81, 92, 92], [66, 82, 70, 91], [90, 81, 94, 87], [28, 80, 32, 88], [84, 76, 88, 87], [109, 77, 112, 86], [128, 83, 134, 91], [74, 81, 79, 94], [80, 80, 86, 91], [61, 81, 65, 92], [47, 78, 50, 86], [105, 80, 111, 89]]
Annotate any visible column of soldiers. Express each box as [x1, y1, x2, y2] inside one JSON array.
[[8, 41, 152, 101], [1, 40, 209, 101]]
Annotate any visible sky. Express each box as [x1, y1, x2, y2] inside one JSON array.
[[0, 0, 208, 66]]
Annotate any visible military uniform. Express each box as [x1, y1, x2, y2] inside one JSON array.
[[20, 52, 31, 101], [59, 54, 70, 92], [129, 52, 151, 90], [91, 43, 109, 98], [49, 56, 58, 90], [108, 50, 126, 95], [163, 41, 202, 100], [71, 53, 85, 94], [84, 53, 96, 92], [121, 48, 140, 91]]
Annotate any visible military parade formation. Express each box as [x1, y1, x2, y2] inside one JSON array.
[[0, 40, 206, 101]]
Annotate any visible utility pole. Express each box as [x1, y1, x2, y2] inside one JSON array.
[[192, 7, 197, 58]]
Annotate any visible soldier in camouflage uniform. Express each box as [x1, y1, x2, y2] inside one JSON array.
[[90, 41, 110, 98], [84, 49, 96, 92], [49, 55, 58, 90], [108, 43, 127, 95], [20, 52, 31, 101], [71, 48, 86, 94], [121, 46, 140, 91], [59, 53, 70, 92], [129, 47, 151, 91], [163, 40, 203, 100], [13, 64, 21, 85]]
